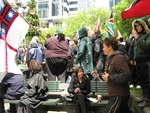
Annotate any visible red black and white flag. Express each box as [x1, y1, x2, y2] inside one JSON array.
[[0, 0, 29, 82], [121, 0, 150, 21]]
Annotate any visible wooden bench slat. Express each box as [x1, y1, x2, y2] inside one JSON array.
[[4, 99, 19, 104], [4, 98, 61, 106], [90, 81, 108, 93], [42, 98, 60, 105], [47, 81, 62, 92], [89, 100, 109, 107]]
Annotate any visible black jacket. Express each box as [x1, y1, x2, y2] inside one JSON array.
[[68, 74, 90, 96]]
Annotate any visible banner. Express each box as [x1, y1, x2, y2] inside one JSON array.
[[0, 0, 29, 82], [106, 12, 114, 38], [121, 0, 150, 21]]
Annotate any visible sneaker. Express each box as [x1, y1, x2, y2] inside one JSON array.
[[130, 84, 134, 88], [136, 85, 141, 89]]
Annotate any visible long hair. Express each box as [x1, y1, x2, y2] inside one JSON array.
[[57, 33, 65, 42]]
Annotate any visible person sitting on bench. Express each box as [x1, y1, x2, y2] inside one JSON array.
[[17, 60, 48, 113], [68, 66, 90, 113]]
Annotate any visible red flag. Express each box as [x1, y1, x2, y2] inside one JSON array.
[[0, 0, 29, 81], [121, 0, 150, 21], [93, 17, 100, 32]]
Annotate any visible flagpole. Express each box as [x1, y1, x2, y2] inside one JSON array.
[[4, 0, 46, 41]]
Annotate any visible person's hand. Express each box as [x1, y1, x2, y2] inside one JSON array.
[[130, 60, 134, 65], [74, 88, 81, 93], [132, 30, 139, 39], [134, 61, 136, 65], [102, 72, 109, 82], [91, 71, 99, 78]]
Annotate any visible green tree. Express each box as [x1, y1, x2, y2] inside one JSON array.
[[112, 0, 134, 40], [62, 8, 110, 39], [26, 0, 40, 37]]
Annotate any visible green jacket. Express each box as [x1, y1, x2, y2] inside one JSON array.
[[134, 31, 150, 59], [76, 27, 94, 74]]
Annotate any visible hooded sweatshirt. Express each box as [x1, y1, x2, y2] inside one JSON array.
[[107, 51, 131, 96], [76, 27, 94, 74]]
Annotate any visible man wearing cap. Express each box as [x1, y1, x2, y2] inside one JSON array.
[[132, 19, 150, 107]]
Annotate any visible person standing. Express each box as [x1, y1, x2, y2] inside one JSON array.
[[132, 19, 150, 107], [76, 27, 94, 80], [45, 32, 69, 83], [68, 66, 90, 113], [66, 39, 78, 82], [118, 37, 127, 55], [101, 37, 131, 113], [91, 30, 104, 68], [126, 31, 140, 88], [17, 60, 48, 113]]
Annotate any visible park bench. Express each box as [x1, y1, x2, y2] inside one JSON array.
[[87, 81, 109, 108], [57, 81, 109, 113], [4, 80, 109, 113], [90, 80, 108, 97], [35, 80, 109, 113], [54, 81, 109, 113], [4, 80, 63, 113]]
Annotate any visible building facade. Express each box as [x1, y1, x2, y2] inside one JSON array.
[[68, 0, 78, 15], [9, 0, 111, 28], [109, 0, 121, 9], [37, 0, 69, 27]]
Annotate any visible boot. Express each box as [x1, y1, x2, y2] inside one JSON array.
[[137, 99, 150, 108]]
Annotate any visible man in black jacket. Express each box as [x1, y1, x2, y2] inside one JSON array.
[[92, 30, 104, 68]]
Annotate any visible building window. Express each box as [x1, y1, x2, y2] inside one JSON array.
[[69, 8, 78, 11], [69, 1, 78, 5], [52, 3, 59, 16], [38, 1, 49, 18]]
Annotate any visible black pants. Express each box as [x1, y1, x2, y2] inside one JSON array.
[[102, 96, 131, 113], [74, 93, 87, 113], [46, 58, 68, 82], [128, 63, 139, 86], [136, 59, 150, 99]]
